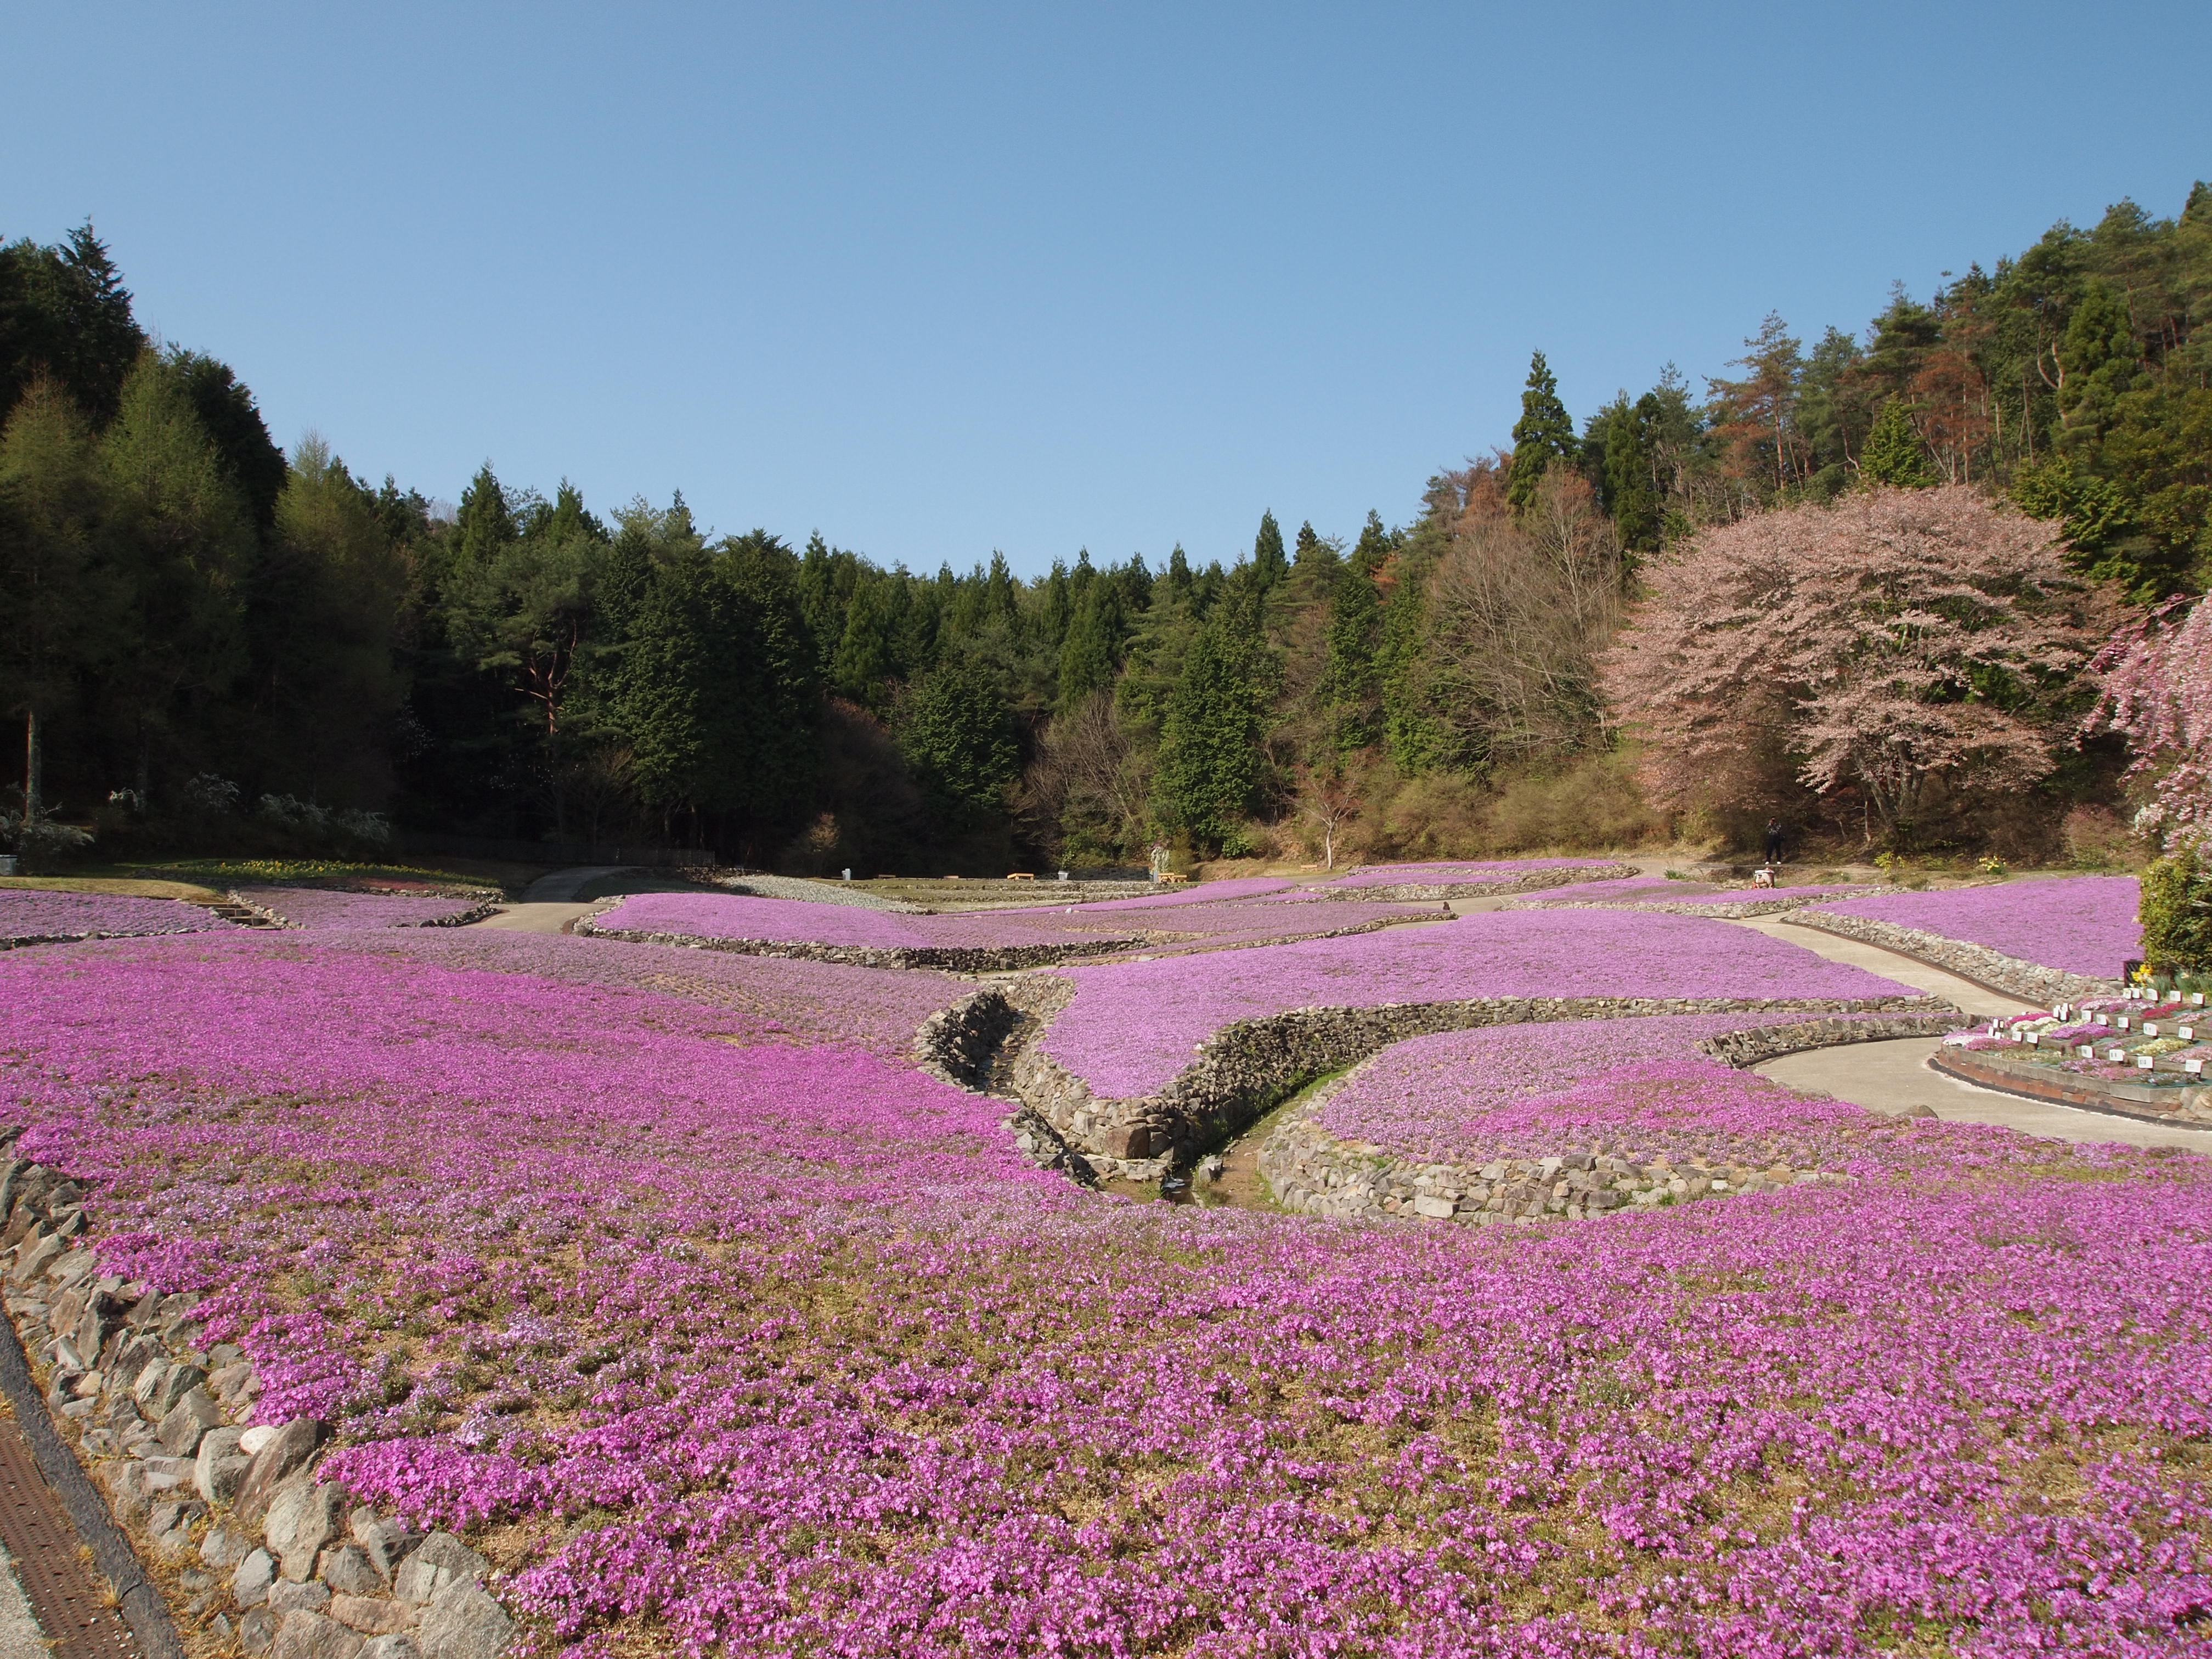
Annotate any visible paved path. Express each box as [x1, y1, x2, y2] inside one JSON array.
[[470, 901, 600, 935], [1730, 915, 2212, 1153], [520, 866, 639, 903]]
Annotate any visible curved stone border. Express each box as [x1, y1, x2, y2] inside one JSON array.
[[1005, 992, 1949, 1180], [1257, 1010, 1970, 1224], [576, 922, 1141, 973], [582, 906, 1446, 974], [1929, 1048, 2212, 1128], [1309, 862, 1640, 903], [413, 900, 501, 929], [1515, 887, 1897, 919], [1786, 911, 2117, 1004]]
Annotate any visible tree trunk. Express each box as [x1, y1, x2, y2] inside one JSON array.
[[23, 708, 41, 822]]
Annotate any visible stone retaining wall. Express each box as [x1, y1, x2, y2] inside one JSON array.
[[1786, 912, 2117, 1004], [1007, 992, 1948, 1181], [1257, 1010, 1965, 1225], [0, 1146, 516, 1659], [1516, 887, 1898, 919], [1310, 863, 1640, 903], [576, 922, 1137, 973]]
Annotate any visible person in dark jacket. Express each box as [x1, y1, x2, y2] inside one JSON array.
[[1762, 817, 1784, 866]]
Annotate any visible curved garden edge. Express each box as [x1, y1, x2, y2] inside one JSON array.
[[1784, 911, 2118, 1005], [919, 986, 1958, 1183], [1929, 1047, 2212, 1128], [1513, 887, 1899, 919], [577, 908, 1448, 974], [1261, 1011, 1969, 1226], [575, 922, 1142, 973], [1308, 862, 1640, 903]]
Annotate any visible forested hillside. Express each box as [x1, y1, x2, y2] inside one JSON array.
[[3, 183, 2207, 870]]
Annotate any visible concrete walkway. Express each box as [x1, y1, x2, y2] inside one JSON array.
[[470, 902, 599, 935], [1730, 915, 2212, 1153], [520, 866, 639, 902]]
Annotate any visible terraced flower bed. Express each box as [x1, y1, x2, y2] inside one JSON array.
[[230, 888, 499, 930], [1268, 1014, 1962, 1223], [1310, 857, 1637, 899], [2, 919, 2209, 1656], [1516, 877, 1886, 917], [1039, 908, 1923, 1099], [1800, 876, 2141, 999], [584, 888, 1434, 969], [0, 889, 236, 947]]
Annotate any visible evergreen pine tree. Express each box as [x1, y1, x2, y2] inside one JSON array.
[[1154, 601, 1272, 851], [1599, 392, 1661, 553], [1860, 398, 1938, 488], [1057, 587, 1116, 712], [1506, 351, 1577, 516], [454, 463, 517, 569], [899, 654, 1018, 813], [1251, 511, 1286, 588]]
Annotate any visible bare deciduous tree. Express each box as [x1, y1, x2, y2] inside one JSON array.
[[1426, 471, 1623, 766]]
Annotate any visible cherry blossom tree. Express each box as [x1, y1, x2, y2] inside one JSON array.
[[2089, 591, 2212, 848], [1600, 487, 2115, 836]]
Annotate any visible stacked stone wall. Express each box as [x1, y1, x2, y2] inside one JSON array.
[[0, 1145, 515, 1658], [1787, 912, 2117, 1004], [1257, 1011, 1966, 1225]]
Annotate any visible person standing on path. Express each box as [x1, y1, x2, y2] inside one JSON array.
[[1763, 817, 1784, 866]]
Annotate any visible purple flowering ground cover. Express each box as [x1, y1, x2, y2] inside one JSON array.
[[1043, 909, 1920, 1098], [1817, 876, 2143, 979], [595, 889, 1430, 957], [1318, 1013, 1920, 1168], [1316, 857, 1616, 891], [0, 888, 235, 943], [2, 930, 2210, 1655], [233, 886, 488, 929]]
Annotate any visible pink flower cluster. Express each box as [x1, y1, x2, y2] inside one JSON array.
[[1317, 857, 1616, 890], [233, 887, 486, 929], [593, 889, 1428, 958], [1817, 876, 2142, 978], [1317, 1013, 1923, 1169], [1002, 876, 1296, 911], [0, 889, 234, 944], [1042, 909, 1919, 1097], [1, 927, 2207, 1656]]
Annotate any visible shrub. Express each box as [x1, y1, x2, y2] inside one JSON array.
[[2138, 853, 2212, 972]]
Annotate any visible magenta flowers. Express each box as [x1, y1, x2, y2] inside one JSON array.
[[0, 889, 234, 944], [1817, 876, 2142, 978], [1041, 907, 1920, 1097], [2, 922, 2208, 1657]]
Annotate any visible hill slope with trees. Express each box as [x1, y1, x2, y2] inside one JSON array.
[[3, 182, 2205, 870]]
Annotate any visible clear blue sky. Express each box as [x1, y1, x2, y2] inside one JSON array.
[[7, 3, 2207, 576]]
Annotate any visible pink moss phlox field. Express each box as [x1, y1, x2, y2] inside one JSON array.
[[595, 889, 1427, 955], [316, 927, 970, 1054], [1317, 857, 1616, 890], [1817, 876, 2142, 978], [0, 889, 234, 943], [997, 876, 1296, 911], [1520, 877, 1709, 902], [1318, 1014, 1923, 1169], [233, 886, 485, 929], [3, 933, 2211, 1654], [1043, 910, 1921, 1098]]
